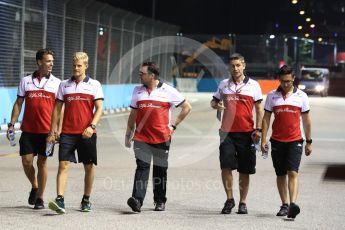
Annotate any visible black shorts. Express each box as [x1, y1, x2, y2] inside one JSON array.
[[59, 133, 97, 165], [19, 132, 52, 157], [133, 140, 170, 167], [219, 131, 256, 174], [270, 139, 303, 176]]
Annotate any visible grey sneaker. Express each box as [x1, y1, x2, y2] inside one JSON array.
[[154, 202, 165, 211], [276, 204, 289, 216], [80, 199, 92, 212], [48, 197, 65, 214], [237, 202, 248, 214], [221, 199, 235, 214], [33, 198, 45, 209]]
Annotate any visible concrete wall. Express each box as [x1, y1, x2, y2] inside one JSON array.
[[0, 84, 137, 129]]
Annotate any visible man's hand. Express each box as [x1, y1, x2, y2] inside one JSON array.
[[305, 143, 312, 156], [82, 127, 94, 139], [169, 125, 176, 135], [46, 132, 56, 144], [125, 128, 134, 148], [261, 140, 268, 153], [252, 130, 262, 144], [6, 126, 14, 141], [211, 100, 225, 111]]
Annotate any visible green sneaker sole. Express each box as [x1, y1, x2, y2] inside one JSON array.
[[48, 201, 66, 214], [80, 208, 91, 212]]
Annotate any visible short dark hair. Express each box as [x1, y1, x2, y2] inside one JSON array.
[[277, 65, 295, 77], [142, 61, 160, 77], [229, 53, 245, 62], [36, 48, 54, 62]]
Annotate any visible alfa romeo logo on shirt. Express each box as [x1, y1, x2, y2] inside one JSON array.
[[138, 103, 162, 109], [67, 96, 90, 102], [28, 92, 51, 99], [275, 107, 298, 114]]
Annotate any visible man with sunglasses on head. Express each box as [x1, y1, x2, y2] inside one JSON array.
[[47, 52, 103, 214], [210, 53, 263, 215], [125, 61, 192, 213], [261, 65, 312, 219], [7, 48, 61, 209]]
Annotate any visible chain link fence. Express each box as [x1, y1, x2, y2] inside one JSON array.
[[0, 0, 179, 87]]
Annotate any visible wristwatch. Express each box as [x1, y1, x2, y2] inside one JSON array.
[[7, 122, 14, 128], [306, 139, 312, 144], [89, 124, 96, 129]]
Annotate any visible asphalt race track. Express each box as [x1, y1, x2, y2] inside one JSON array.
[[1, 93, 344, 230]]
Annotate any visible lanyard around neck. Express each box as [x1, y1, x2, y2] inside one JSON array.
[[32, 77, 49, 89]]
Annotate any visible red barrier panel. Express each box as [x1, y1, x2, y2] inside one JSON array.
[[258, 80, 280, 94]]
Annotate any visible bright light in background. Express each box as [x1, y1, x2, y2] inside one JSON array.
[[305, 33, 310, 37], [275, 22, 279, 28], [334, 32, 338, 37], [298, 25, 303, 30], [315, 85, 325, 92], [306, 17, 311, 22], [298, 84, 306, 90], [269, 34, 275, 39], [310, 24, 315, 28], [291, 0, 298, 4], [299, 10, 305, 15], [318, 37, 323, 42]]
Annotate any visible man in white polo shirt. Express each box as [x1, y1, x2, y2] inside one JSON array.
[[7, 48, 61, 210], [47, 52, 104, 214], [210, 53, 263, 215], [125, 61, 192, 212], [261, 65, 312, 219]]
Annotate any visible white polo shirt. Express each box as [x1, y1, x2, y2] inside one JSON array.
[[130, 81, 185, 144], [264, 87, 310, 142], [17, 72, 61, 133], [213, 76, 263, 132], [57, 76, 104, 134]]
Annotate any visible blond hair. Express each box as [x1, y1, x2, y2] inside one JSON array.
[[73, 52, 89, 64]]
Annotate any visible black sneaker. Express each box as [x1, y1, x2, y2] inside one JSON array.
[[80, 199, 92, 212], [33, 198, 44, 209], [28, 188, 38, 205], [154, 202, 165, 211], [237, 202, 248, 214], [287, 203, 300, 219], [48, 197, 65, 214], [276, 204, 289, 216], [127, 197, 141, 213], [221, 199, 235, 214]]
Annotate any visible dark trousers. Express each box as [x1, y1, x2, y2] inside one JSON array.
[[132, 140, 170, 205]]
